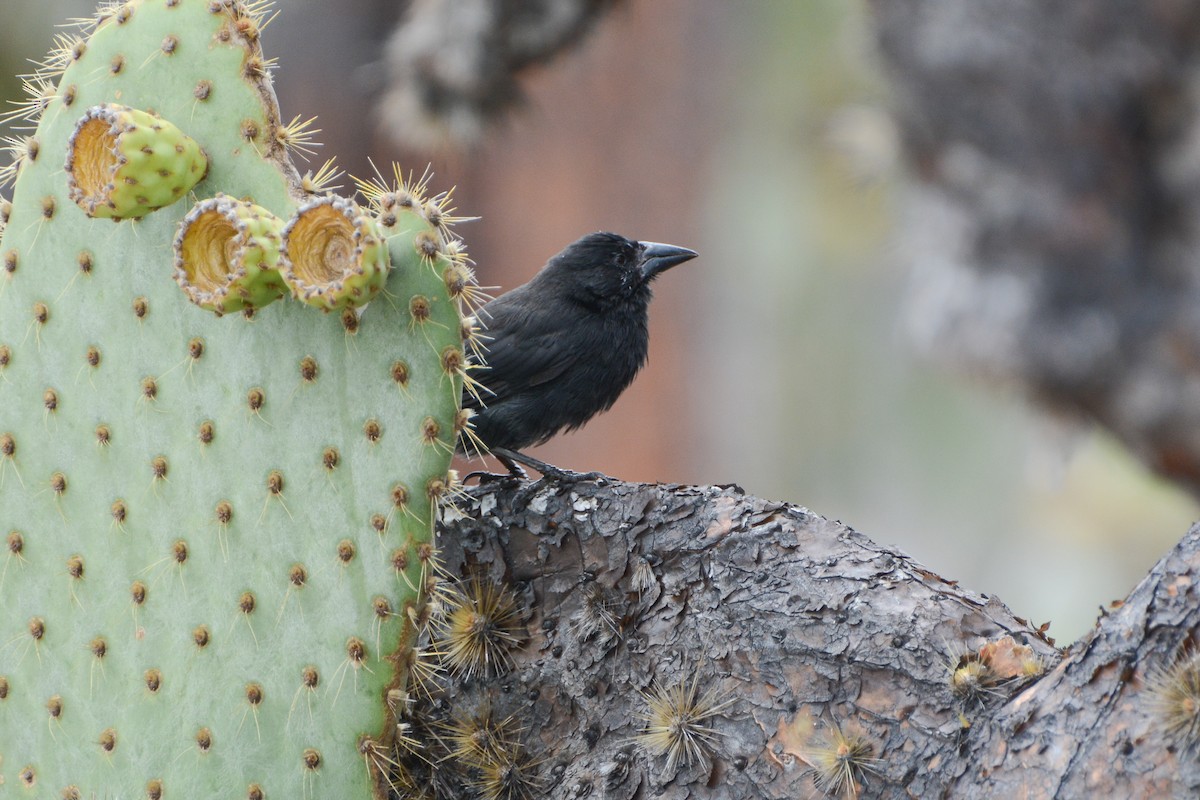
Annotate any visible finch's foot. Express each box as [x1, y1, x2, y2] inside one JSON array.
[[492, 448, 606, 483], [489, 452, 529, 480], [462, 469, 522, 485]]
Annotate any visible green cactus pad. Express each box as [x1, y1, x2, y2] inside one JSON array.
[[281, 194, 390, 312], [66, 103, 208, 219], [0, 1, 466, 797], [174, 194, 286, 314]]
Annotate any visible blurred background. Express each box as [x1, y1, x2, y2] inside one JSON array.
[[3, 0, 1196, 644]]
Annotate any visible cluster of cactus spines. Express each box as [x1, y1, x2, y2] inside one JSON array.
[[431, 576, 525, 679], [634, 669, 735, 774], [946, 635, 1046, 710], [0, 1, 476, 797], [1145, 646, 1200, 751], [801, 719, 882, 800], [384, 571, 542, 797]]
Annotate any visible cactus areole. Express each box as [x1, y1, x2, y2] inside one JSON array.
[[0, 1, 472, 797]]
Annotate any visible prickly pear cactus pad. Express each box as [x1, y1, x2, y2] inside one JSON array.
[[0, 1, 471, 797]]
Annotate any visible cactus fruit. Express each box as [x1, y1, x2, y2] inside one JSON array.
[[281, 194, 390, 312], [0, 1, 473, 797], [67, 102, 209, 220], [174, 194, 286, 313]]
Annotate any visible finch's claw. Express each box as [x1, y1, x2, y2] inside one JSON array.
[[491, 448, 606, 484], [537, 465, 606, 483], [463, 469, 521, 485]]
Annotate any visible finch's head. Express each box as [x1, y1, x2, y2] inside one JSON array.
[[544, 232, 697, 307]]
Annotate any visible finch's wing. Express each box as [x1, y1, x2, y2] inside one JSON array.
[[463, 289, 575, 410]]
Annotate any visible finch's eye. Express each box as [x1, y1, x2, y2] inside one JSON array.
[[615, 252, 629, 267]]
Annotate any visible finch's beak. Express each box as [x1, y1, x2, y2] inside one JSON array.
[[638, 241, 697, 281]]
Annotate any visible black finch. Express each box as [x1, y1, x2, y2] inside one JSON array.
[[461, 232, 696, 477]]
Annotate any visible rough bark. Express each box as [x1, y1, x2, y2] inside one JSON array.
[[868, 0, 1200, 497], [416, 478, 1200, 798]]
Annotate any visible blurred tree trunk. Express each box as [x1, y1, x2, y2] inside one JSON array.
[[868, 0, 1200, 499], [422, 478, 1200, 799]]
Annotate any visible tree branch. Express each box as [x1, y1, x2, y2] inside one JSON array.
[[379, 0, 621, 149], [402, 478, 1200, 798]]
